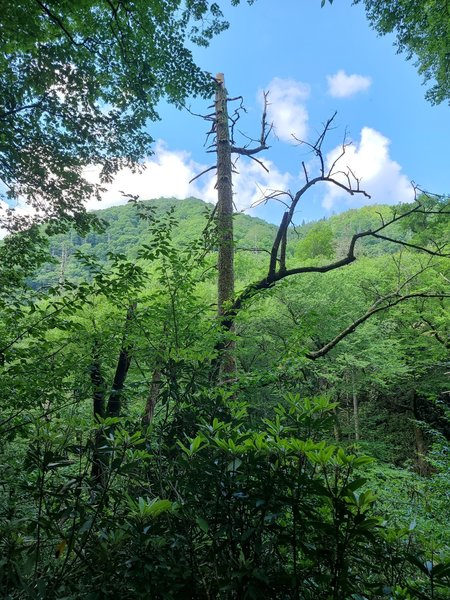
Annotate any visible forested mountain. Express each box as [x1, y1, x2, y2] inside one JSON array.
[[34, 197, 278, 285], [34, 197, 410, 286]]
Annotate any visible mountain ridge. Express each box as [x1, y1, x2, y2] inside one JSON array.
[[34, 197, 407, 285]]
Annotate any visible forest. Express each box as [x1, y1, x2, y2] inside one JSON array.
[[1, 1, 449, 599]]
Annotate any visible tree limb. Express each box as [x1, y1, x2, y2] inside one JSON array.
[[306, 292, 450, 360]]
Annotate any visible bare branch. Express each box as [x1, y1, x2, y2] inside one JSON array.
[[370, 232, 449, 256], [230, 90, 272, 157], [184, 105, 216, 122], [241, 153, 269, 173], [307, 292, 450, 360], [269, 211, 290, 277], [302, 161, 309, 183], [327, 137, 352, 178], [189, 165, 216, 184], [326, 177, 371, 199], [248, 188, 292, 211], [293, 111, 338, 177]]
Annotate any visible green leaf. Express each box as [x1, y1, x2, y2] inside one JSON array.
[[196, 517, 209, 533], [345, 477, 368, 493], [406, 554, 430, 575]]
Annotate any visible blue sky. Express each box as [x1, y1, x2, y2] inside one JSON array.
[[86, 0, 450, 225]]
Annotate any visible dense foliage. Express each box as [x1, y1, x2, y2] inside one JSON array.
[[1, 198, 449, 598], [1, 1, 450, 597], [0, 0, 240, 232]]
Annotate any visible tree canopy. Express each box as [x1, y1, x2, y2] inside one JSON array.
[[0, 0, 234, 232], [324, 0, 450, 105], [1, 3, 450, 597]]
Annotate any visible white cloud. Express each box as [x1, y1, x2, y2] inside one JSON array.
[[327, 70, 372, 98], [2, 142, 202, 235], [263, 78, 310, 143], [83, 141, 208, 210], [83, 140, 291, 214], [0, 140, 291, 234], [322, 127, 414, 210]]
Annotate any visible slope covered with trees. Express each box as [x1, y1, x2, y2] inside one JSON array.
[[32, 197, 414, 286], [32, 197, 279, 286]]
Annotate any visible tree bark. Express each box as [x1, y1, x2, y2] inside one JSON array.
[[142, 367, 161, 427], [106, 303, 136, 417], [411, 391, 429, 476], [351, 370, 360, 441], [215, 73, 236, 379]]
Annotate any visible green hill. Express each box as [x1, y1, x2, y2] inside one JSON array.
[[34, 197, 409, 286], [35, 197, 279, 285]]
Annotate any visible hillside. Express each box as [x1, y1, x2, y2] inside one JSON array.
[[34, 197, 409, 286], [35, 197, 278, 284]]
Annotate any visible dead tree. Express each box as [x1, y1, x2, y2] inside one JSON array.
[[215, 74, 234, 321], [191, 85, 449, 365], [89, 302, 136, 485], [217, 113, 450, 359], [90, 339, 107, 485], [190, 73, 272, 378], [106, 302, 136, 417], [214, 73, 236, 378]]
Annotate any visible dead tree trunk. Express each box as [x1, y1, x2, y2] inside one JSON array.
[[215, 73, 236, 379], [106, 302, 136, 417], [192, 78, 270, 378], [351, 369, 360, 441], [89, 302, 135, 484]]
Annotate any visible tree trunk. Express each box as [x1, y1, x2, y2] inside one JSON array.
[[351, 369, 360, 441], [142, 367, 161, 427], [106, 303, 136, 417], [215, 73, 236, 379], [90, 340, 107, 486], [411, 391, 429, 476], [333, 406, 342, 443]]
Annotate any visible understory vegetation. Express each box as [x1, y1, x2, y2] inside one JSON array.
[[1, 197, 449, 599]]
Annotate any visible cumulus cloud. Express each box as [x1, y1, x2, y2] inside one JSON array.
[[0, 140, 292, 235], [327, 70, 372, 98], [322, 127, 414, 210], [263, 77, 310, 143], [83, 141, 207, 210], [83, 140, 291, 214]]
